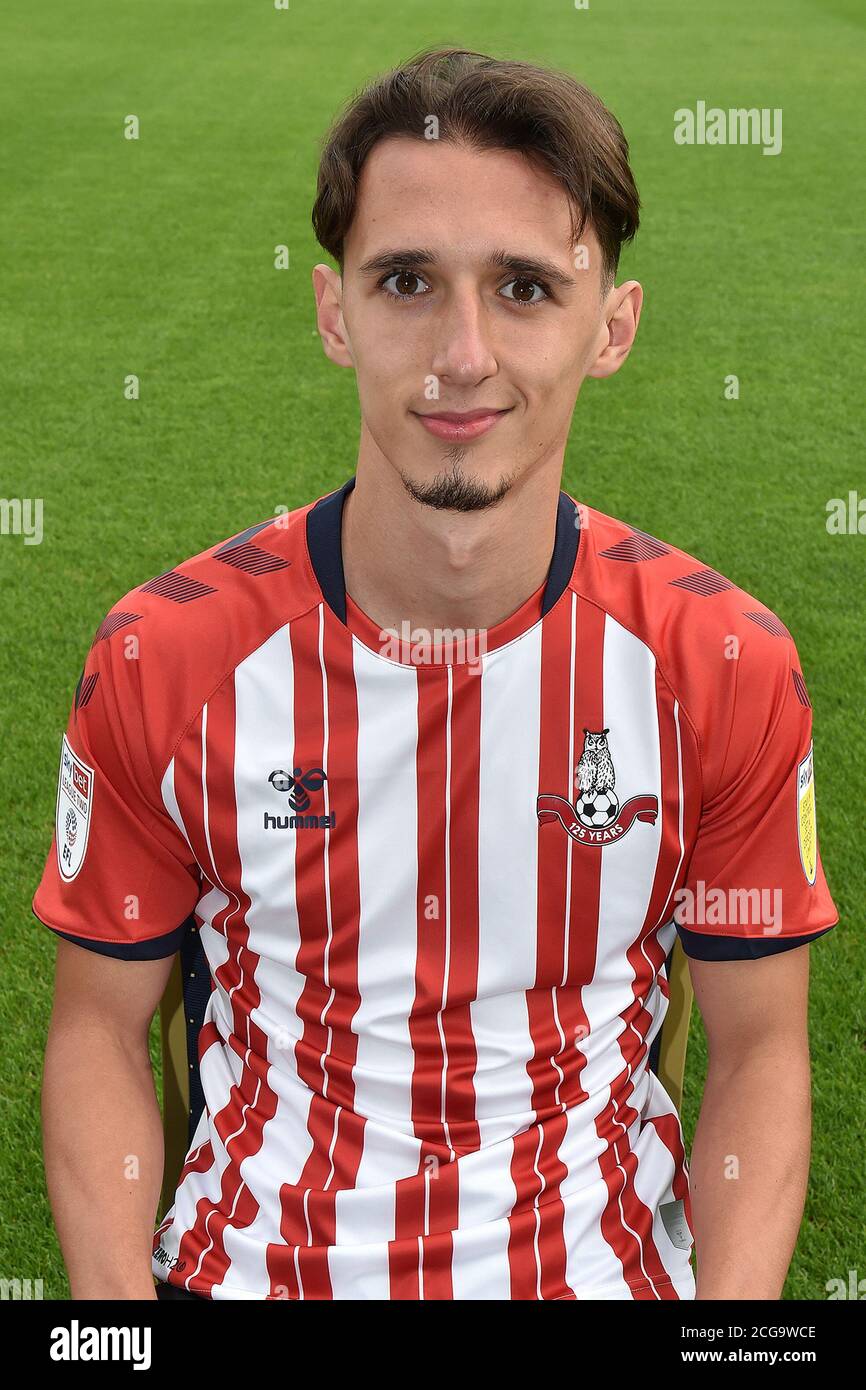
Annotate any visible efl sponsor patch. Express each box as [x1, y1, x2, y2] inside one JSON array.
[[797, 742, 817, 886], [56, 734, 94, 881]]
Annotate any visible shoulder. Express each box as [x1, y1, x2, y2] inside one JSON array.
[[75, 497, 326, 783], [568, 499, 811, 795], [571, 500, 796, 650], [97, 499, 323, 671]]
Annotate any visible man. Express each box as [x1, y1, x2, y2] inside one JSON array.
[[34, 46, 837, 1301]]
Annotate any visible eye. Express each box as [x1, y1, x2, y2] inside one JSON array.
[[378, 270, 432, 303], [499, 276, 551, 308]]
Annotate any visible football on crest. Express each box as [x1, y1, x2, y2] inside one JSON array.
[[576, 788, 619, 828]]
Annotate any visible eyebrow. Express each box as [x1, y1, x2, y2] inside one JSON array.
[[356, 247, 578, 290]]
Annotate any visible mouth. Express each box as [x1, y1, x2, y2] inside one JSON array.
[[412, 407, 513, 441]]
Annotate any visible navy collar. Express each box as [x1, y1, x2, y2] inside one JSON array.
[[306, 476, 580, 626]]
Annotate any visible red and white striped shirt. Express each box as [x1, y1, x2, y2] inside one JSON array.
[[33, 478, 838, 1299]]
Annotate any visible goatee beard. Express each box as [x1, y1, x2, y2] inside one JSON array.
[[400, 457, 515, 512]]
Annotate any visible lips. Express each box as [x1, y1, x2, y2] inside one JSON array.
[[414, 408, 511, 441]]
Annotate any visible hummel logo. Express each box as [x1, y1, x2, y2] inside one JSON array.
[[266, 766, 335, 832], [268, 766, 326, 812]]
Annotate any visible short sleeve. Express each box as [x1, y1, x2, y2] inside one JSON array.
[[32, 612, 202, 959], [674, 633, 838, 961]]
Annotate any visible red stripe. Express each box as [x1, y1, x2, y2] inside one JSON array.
[[431, 663, 482, 1295], [507, 1112, 571, 1298], [392, 662, 484, 1298], [272, 606, 332, 1298], [594, 1077, 683, 1299], [421, 1154, 461, 1299], [389, 658, 439, 1298], [407, 667, 450, 1149], [171, 683, 278, 1295], [654, 681, 702, 931], [540, 596, 604, 1292], [508, 593, 604, 1297], [389, 1168, 426, 1299], [268, 605, 364, 1299], [647, 1110, 690, 1205], [392, 661, 484, 1297], [556, 595, 604, 1104], [593, 670, 689, 1300], [439, 665, 482, 1149]]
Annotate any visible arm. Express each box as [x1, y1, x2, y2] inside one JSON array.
[[687, 944, 812, 1300], [42, 938, 176, 1299]]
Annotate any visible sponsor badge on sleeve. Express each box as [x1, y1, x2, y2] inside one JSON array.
[[56, 734, 94, 881], [797, 742, 817, 886]]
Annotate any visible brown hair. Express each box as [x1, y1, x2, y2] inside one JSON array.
[[311, 45, 640, 291]]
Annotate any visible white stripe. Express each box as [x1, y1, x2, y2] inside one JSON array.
[[316, 604, 337, 1100], [532, 1123, 546, 1299], [437, 663, 454, 1154], [221, 623, 313, 1295], [552, 591, 578, 1111], [561, 613, 665, 1296], [161, 755, 192, 848], [329, 638, 421, 1293], [472, 631, 542, 1144], [561, 589, 577, 985], [655, 698, 686, 930], [450, 630, 543, 1298]]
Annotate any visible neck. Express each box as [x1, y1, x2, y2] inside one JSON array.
[[341, 441, 566, 635]]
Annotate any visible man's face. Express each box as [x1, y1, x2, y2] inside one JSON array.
[[313, 136, 641, 511]]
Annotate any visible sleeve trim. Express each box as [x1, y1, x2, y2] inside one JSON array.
[[32, 906, 189, 960], [675, 920, 838, 961]]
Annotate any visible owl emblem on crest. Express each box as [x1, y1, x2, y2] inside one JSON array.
[[575, 728, 619, 828]]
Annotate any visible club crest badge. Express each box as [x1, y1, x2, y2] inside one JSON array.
[[55, 734, 94, 881], [797, 742, 817, 885], [536, 727, 658, 846]]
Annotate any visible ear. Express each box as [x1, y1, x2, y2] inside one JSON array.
[[583, 727, 589, 735], [585, 281, 643, 380], [311, 262, 354, 369], [602, 728, 609, 736]]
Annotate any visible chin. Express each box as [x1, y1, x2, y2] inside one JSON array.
[[400, 459, 516, 513]]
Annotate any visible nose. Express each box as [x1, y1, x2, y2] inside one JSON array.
[[429, 281, 499, 386]]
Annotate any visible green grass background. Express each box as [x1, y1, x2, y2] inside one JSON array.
[[1, 0, 863, 1300]]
